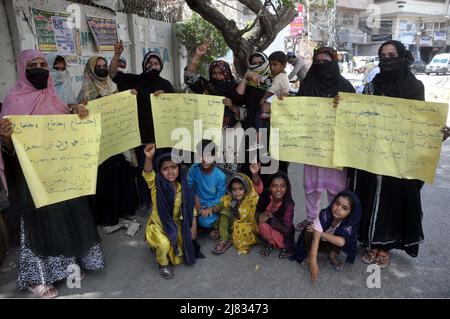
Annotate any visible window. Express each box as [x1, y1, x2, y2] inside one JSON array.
[[399, 20, 416, 32], [342, 13, 354, 26]]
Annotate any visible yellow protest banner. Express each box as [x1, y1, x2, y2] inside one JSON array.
[[8, 114, 102, 208], [86, 90, 141, 164], [151, 93, 224, 152], [270, 96, 340, 169], [334, 92, 448, 183]]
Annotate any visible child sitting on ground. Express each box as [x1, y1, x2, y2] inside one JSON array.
[[292, 191, 362, 283], [187, 140, 227, 237], [143, 144, 203, 279], [212, 163, 264, 255], [257, 171, 295, 259]]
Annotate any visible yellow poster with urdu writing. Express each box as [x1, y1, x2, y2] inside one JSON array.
[[334, 92, 448, 183], [269, 96, 340, 169], [151, 93, 224, 152], [8, 114, 102, 208], [86, 90, 141, 164]]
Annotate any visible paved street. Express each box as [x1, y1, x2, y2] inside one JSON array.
[[1, 75, 449, 298]]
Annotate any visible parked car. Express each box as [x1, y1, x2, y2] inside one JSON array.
[[410, 59, 427, 74], [425, 53, 450, 75]]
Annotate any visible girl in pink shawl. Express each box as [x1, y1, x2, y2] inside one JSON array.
[[0, 50, 104, 299]]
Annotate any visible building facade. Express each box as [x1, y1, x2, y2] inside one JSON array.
[[302, 0, 449, 61]]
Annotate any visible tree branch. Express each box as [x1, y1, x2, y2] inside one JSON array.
[[238, 0, 264, 14], [250, 5, 297, 51], [185, 0, 297, 75], [239, 8, 262, 35], [185, 0, 242, 51], [268, 1, 279, 18]]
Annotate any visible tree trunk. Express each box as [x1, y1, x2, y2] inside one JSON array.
[[185, 0, 297, 75]]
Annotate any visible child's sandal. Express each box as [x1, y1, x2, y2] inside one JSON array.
[[209, 230, 220, 241], [212, 240, 231, 255], [259, 244, 273, 257], [278, 248, 290, 259], [328, 255, 344, 271], [159, 265, 174, 279]]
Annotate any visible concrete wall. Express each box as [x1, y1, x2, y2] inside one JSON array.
[[128, 14, 174, 85], [1, 0, 180, 102], [0, 0, 18, 102]]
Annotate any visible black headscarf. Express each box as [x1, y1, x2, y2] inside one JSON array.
[[293, 191, 362, 264], [207, 60, 238, 96], [141, 51, 164, 79], [297, 47, 355, 97], [153, 149, 203, 264], [207, 60, 240, 128], [371, 40, 424, 100]]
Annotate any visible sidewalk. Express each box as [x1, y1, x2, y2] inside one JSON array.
[[1, 146, 450, 298]]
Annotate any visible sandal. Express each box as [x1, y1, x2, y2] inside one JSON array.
[[159, 265, 174, 279], [278, 248, 291, 259], [375, 254, 390, 269], [328, 255, 344, 271], [27, 284, 59, 299], [259, 244, 273, 257], [361, 249, 378, 264], [212, 240, 231, 255], [209, 230, 220, 241]]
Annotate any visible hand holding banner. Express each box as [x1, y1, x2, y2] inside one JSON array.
[[9, 114, 102, 208]]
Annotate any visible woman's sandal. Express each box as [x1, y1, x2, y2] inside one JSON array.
[[212, 240, 231, 255], [375, 254, 390, 269], [27, 284, 59, 299], [259, 244, 273, 257], [361, 249, 378, 264], [278, 248, 291, 259]]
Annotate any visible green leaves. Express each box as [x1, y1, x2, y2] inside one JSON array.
[[175, 13, 229, 76]]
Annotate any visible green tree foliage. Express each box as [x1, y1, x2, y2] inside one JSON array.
[[176, 13, 229, 76]]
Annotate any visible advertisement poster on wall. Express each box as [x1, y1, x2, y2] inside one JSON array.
[[86, 16, 118, 51], [52, 16, 76, 54], [31, 8, 76, 52]]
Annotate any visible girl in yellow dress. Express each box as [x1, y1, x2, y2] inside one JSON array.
[[212, 163, 264, 255], [142, 144, 203, 279]]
